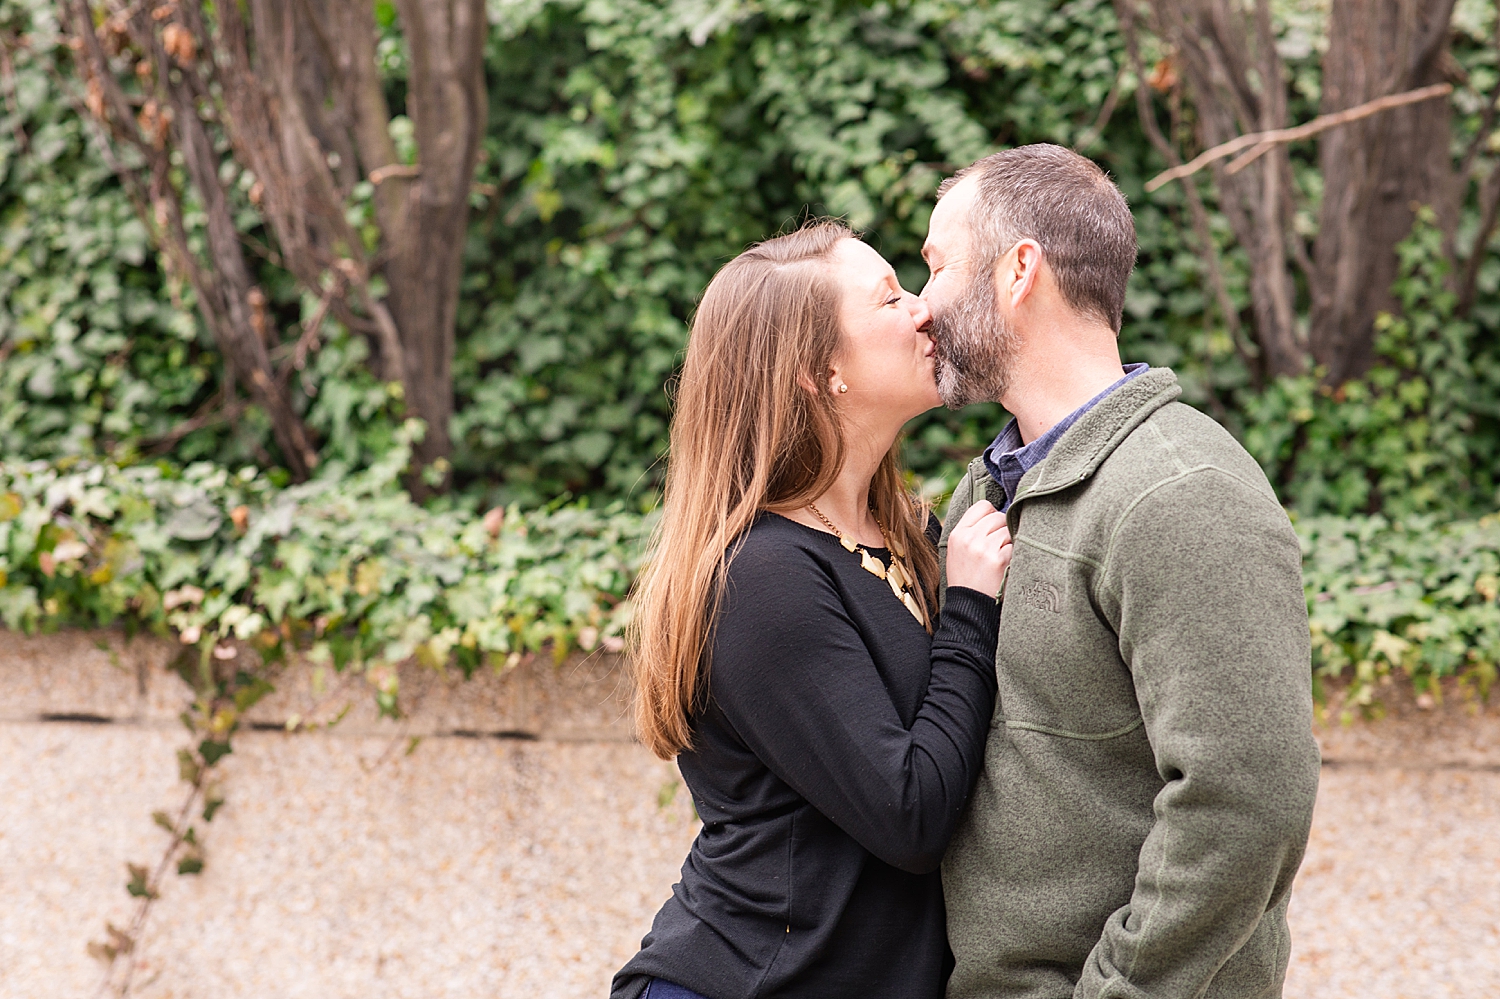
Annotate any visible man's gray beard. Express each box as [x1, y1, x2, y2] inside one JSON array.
[[930, 272, 1021, 409]]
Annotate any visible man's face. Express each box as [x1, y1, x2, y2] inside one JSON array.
[[920, 176, 1022, 409]]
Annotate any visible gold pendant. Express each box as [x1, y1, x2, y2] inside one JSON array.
[[805, 504, 926, 629], [903, 592, 926, 624], [887, 560, 906, 589]]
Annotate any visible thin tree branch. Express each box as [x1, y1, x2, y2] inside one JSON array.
[[370, 163, 421, 184], [0, 30, 31, 152], [143, 392, 248, 455], [364, 295, 407, 385], [1410, 0, 1461, 84], [1146, 82, 1454, 191], [1075, 67, 1126, 150], [1460, 164, 1500, 314], [275, 279, 342, 381], [1115, 0, 1257, 390], [1459, 10, 1500, 182]]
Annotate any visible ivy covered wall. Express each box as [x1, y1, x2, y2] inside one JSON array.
[[2, 0, 1499, 515]]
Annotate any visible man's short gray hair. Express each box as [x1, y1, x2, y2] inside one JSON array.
[[938, 144, 1137, 333]]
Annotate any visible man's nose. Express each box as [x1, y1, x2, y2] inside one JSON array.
[[904, 291, 932, 331]]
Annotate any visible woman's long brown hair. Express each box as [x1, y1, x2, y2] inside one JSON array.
[[630, 221, 939, 760]]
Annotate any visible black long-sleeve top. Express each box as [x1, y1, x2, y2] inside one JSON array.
[[612, 513, 1000, 999]]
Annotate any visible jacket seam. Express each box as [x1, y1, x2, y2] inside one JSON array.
[[1074, 383, 1184, 485], [1003, 716, 1144, 741], [1146, 422, 1188, 474], [1014, 535, 1103, 570], [939, 466, 985, 550], [1125, 821, 1172, 980], [1098, 464, 1286, 590], [1000, 377, 1183, 510]]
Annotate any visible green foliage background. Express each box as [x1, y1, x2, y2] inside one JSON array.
[[2, 0, 1500, 708]]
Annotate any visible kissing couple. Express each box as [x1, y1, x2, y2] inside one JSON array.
[[614, 144, 1321, 999]]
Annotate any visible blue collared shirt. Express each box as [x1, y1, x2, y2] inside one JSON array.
[[982, 363, 1150, 512]]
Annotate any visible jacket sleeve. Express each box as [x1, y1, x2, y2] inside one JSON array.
[[710, 545, 999, 874], [1077, 468, 1321, 999], [939, 465, 986, 611], [937, 470, 974, 611]]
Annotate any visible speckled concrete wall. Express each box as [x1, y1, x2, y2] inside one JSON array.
[[4, 631, 1499, 999]]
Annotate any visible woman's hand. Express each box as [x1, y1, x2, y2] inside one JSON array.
[[946, 500, 1013, 597]]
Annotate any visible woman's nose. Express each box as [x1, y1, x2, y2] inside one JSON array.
[[903, 291, 931, 331]]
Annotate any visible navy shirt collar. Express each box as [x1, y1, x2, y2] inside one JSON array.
[[981, 363, 1149, 512]]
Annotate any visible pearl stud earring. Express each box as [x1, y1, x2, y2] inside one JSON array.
[[838, 383, 849, 394]]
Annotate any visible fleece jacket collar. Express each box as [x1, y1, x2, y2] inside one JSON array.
[[987, 366, 1184, 512]]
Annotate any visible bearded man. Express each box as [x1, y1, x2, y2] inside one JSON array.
[[923, 144, 1321, 999]]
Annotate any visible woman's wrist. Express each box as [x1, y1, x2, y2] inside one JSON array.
[[935, 585, 1000, 661]]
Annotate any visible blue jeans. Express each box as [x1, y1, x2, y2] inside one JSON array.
[[644, 979, 711, 999]]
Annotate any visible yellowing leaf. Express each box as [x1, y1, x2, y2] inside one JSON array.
[[1369, 630, 1411, 666]]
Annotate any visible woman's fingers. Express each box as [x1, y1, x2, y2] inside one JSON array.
[[956, 499, 996, 529], [975, 510, 1008, 539], [959, 509, 1008, 547]]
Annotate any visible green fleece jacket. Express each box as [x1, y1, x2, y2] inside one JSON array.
[[938, 367, 1320, 999]]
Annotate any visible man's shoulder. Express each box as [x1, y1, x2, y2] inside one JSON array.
[[1099, 400, 1278, 507]]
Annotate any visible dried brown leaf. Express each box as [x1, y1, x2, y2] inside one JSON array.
[[161, 23, 196, 67], [1147, 57, 1178, 94]]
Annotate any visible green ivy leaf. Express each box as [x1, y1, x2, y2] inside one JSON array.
[[177, 749, 201, 784], [198, 740, 233, 766], [125, 863, 157, 899]]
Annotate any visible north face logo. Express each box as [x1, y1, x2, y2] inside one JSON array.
[[1019, 580, 1061, 613]]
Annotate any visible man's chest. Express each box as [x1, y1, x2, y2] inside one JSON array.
[[994, 498, 1142, 739]]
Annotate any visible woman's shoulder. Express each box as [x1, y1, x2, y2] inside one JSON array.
[[729, 510, 935, 571], [726, 512, 834, 581], [710, 516, 851, 691]]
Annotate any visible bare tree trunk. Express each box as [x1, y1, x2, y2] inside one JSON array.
[[1114, 0, 1258, 391], [1147, 0, 1309, 377], [61, 0, 319, 479], [1310, 0, 1460, 384], [166, 78, 321, 478], [62, 0, 488, 488], [385, 0, 488, 478]]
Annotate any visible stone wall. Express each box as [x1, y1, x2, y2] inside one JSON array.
[[7, 629, 1500, 999]]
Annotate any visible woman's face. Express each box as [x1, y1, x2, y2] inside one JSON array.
[[828, 239, 940, 427]]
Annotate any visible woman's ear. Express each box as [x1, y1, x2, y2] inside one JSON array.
[[795, 367, 846, 397]]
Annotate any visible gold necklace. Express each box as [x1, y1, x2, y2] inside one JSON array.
[[808, 504, 930, 630]]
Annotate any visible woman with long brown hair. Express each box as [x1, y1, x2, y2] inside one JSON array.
[[613, 221, 1012, 999]]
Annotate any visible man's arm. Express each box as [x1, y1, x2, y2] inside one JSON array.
[[1078, 468, 1321, 999]]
